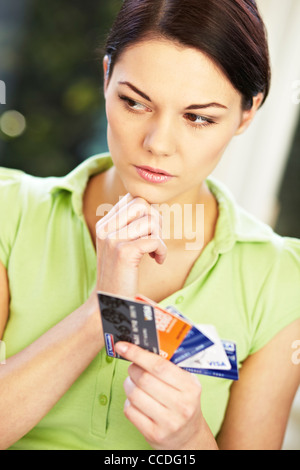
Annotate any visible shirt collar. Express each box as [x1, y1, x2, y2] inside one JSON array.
[[49, 153, 275, 250], [49, 153, 114, 217], [206, 176, 275, 255]]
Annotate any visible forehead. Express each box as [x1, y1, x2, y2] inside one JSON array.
[[111, 39, 240, 107]]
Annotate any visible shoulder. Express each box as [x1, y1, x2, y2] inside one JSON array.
[[0, 153, 114, 217], [0, 167, 25, 199], [234, 214, 300, 355], [0, 167, 26, 230], [0, 166, 63, 226], [207, 177, 300, 352]]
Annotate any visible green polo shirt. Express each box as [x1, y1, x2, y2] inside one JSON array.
[[1, 153, 300, 450]]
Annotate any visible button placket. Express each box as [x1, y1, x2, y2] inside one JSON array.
[[175, 295, 184, 305], [91, 349, 116, 438]]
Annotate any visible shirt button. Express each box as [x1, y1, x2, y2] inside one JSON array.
[[98, 394, 108, 406], [106, 356, 114, 364], [175, 296, 184, 305]]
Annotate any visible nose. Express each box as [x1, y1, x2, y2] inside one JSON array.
[[143, 116, 177, 157]]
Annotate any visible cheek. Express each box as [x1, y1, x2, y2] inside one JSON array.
[[105, 103, 132, 163], [185, 126, 237, 177], [106, 100, 123, 140], [106, 98, 139, 140]]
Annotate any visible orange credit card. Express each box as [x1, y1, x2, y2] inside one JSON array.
[[135, 294, 192, 360]]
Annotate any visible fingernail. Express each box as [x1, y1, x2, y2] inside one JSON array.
[[116, 342, 129, 354]]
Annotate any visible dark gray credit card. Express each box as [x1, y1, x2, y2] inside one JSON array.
[[98, 292, 160, 358]]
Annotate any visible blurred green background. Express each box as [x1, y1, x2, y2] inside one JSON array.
[[0, 0, 299, 238], [0, 0, 122, 176]]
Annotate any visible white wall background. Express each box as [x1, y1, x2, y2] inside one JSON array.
[[212, 0, 300, 227], [212, 0, 300, 450]]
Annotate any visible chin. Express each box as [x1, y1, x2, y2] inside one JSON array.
[[115, 163, 175, 204], [123, 180, 169, 205]]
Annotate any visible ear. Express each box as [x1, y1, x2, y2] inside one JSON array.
[[235, 93, 264, 135], [103, 55, 111, 97]]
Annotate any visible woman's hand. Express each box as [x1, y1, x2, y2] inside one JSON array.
[[115, 342, 219, 450], [95, 193, 167, 298]]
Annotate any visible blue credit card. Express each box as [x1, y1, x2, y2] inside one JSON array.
[[165, 306, 214, 364], [180, 340, 239, 381]]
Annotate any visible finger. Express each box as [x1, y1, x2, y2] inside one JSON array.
[[123, 376, 169, 422], [104, 236, 167, 266], [140, 236, 167, 264], [96, 193, 135, 239], [129, 236, 168, 265], [127, 363, 180, 408], [97, 197, 162, 239], [115, 342, 193, 390], [107, 214, 162, 242], [123, 398, 158, 444], [97, 192, 133, 225]]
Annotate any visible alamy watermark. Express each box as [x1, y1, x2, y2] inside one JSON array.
[[291, 340, 300, 366], [292, 80, 300, 105], [96, 200, 205, 251], [0, 80, 6, 105], [0, 340, 6, 365]]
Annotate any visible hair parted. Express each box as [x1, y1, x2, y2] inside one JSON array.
[[104, 0, 271, 109]]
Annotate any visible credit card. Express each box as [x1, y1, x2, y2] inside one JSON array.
[[98, 292, 159, 358], [165, 306, 214, 364], [135, 295, 192, 360], [98, 292, 238, 380], [180, 340, 239, 381], [177, 324, 231, 370]]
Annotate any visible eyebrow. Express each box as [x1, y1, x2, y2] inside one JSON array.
[[118, 81, 151, 102], [118, 81, 228, 110]]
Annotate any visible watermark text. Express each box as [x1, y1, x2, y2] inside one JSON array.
[[291, 339, 300, 365], [0, 340, 6, 364], [0, 80, 6, 105], [96, 200, 205, 251], [292, 80, 300, 105]]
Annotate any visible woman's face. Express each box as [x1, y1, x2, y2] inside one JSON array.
[[104, 39, 261, 204]]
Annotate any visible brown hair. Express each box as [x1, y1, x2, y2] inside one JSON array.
[[104, 0, 271, 109]]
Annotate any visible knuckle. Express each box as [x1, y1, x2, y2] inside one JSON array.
[[179, 401, 195, 421], [148, 425, 165, 445], [134, 197, 149, 208], [106, 232, 117, 244], [96, 223, 109, 240], [146, 215, 158, 235], [127, 387, 140, 407], [136, 370, 151, 389], [130, 198, 149, 217], [168, 416, 182, 435], [152, 356, 168, 376]]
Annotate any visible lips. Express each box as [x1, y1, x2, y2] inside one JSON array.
[[135, 165, 173, 177], [134, 165, 174, 184]]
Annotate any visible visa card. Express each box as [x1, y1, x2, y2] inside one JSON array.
[[98, 292, 159, 358], [135, 295, 192, 360], [165, 306, 214, 364], [179, 340, 239, 381], [178, 324, 231, 371]]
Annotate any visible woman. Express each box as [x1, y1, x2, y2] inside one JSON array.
[[0, 0, 299, 450]]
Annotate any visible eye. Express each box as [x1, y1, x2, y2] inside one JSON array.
[[184, 113, 216, 128], [118, 95, 149, 112]]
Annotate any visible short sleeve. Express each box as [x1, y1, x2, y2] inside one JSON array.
[[250, 237, 300, 354], [0, 167, 24, 268]]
